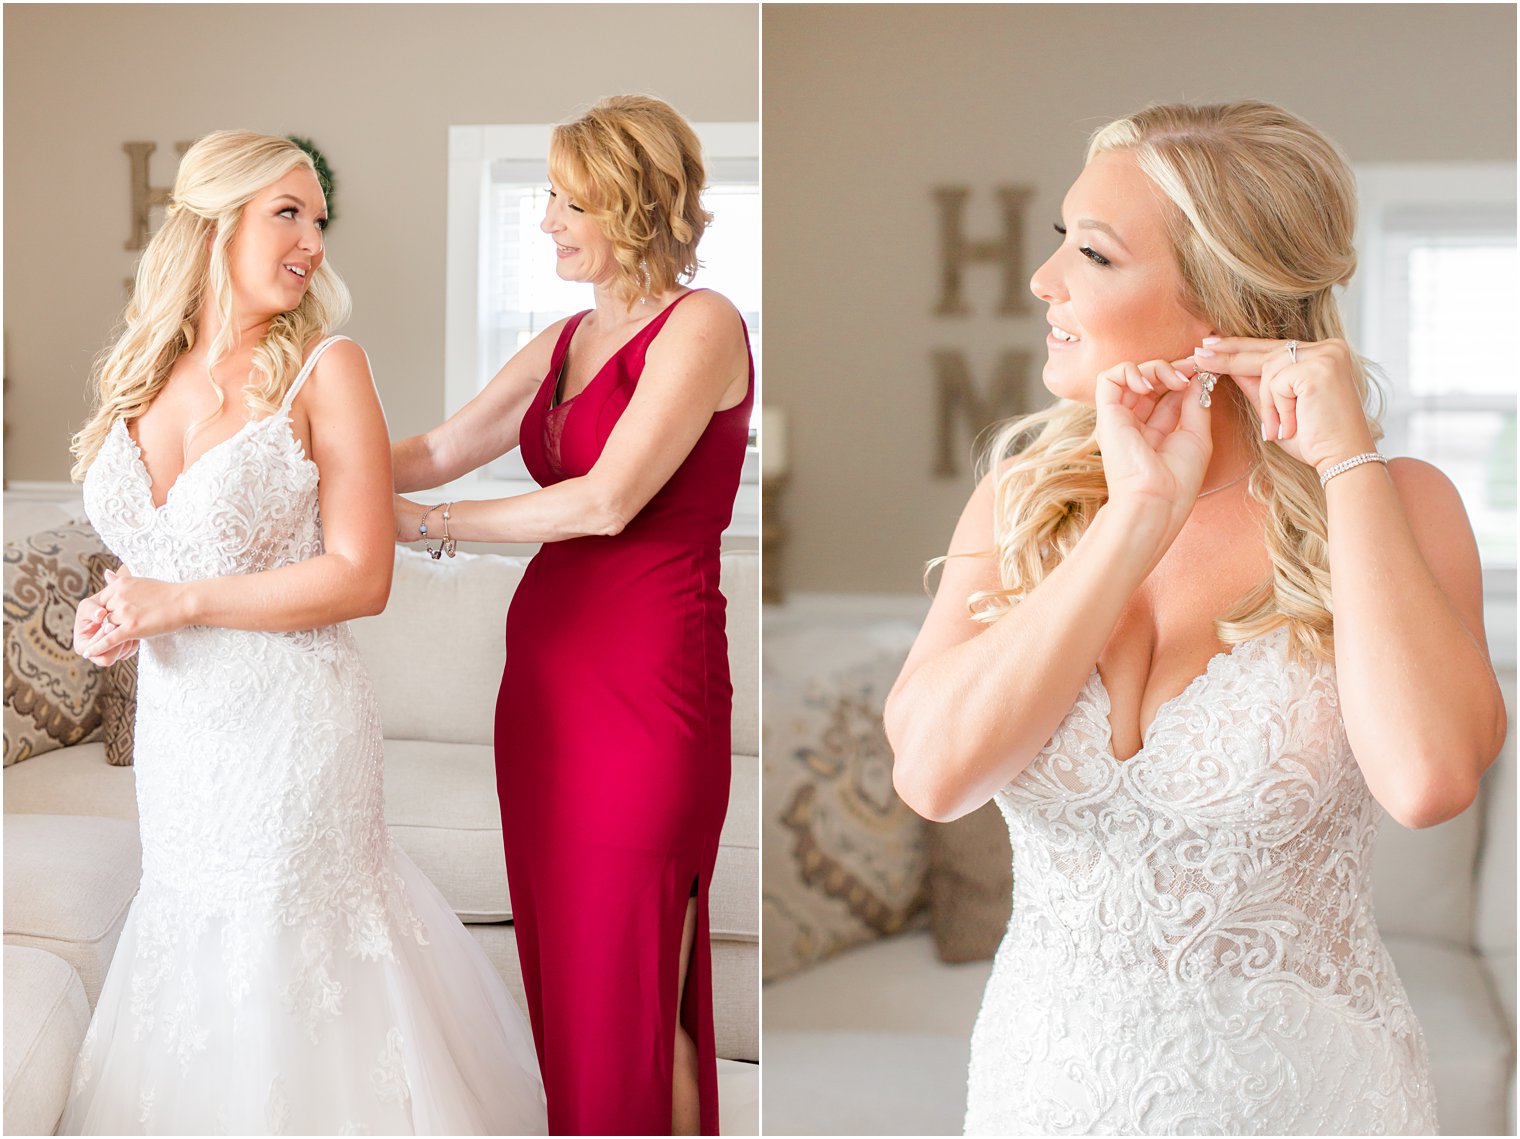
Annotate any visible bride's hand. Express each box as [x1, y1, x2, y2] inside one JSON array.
[[73, 591, 138, 667], [1196, 336, 1375, 472], [1095, 356, 1213, 530], [79, 568, 184, 662]]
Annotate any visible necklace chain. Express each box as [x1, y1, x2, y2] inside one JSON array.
[[1196, 464, 1257, 499]]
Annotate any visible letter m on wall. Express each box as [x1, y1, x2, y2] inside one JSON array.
[[933, 349, 1030, 478]]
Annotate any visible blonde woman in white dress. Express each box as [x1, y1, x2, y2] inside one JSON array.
[[886, 101, 1504, 1135], [63, 130, 544, 1135]]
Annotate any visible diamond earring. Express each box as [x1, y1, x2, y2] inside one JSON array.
[[1197, 370, 1218, 408]]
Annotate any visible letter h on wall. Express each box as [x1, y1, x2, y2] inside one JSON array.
[[124, 141, 192, 252], [933, 186, 1033, 317]]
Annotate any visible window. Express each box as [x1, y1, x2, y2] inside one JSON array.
[[444, 122, 759, 537], [1347, 163, 1515, 663], [1349, 165, 1516, 570]]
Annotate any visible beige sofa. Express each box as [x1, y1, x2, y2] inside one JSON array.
[[3, 517, 759, 1135], [762, 602, 1516, 1137]]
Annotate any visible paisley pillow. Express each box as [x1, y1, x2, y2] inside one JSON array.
[[84, 552, 138, 766], [762, 619, 926, 982], [3, 522, 108, 765]]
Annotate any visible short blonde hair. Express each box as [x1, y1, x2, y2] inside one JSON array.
[[975, 101, 1376, 663], [71, 130, 349, 479], [548, 94, 712, 306]]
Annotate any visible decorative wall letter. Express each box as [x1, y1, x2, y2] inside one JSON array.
[[932, 349, 1030, 478], [124, 141, 192, 252], [932, 185, 1033, 317]]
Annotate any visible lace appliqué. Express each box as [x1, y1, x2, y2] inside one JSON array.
[[964, 629, 1439, 1135]]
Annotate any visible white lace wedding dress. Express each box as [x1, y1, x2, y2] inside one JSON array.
[[964, 627, 1439, 1135], [62, 337, 546, 1135]]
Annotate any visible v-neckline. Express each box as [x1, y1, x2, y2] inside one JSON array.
[[1090, 629, 1284, 764], [118, 414, 288, 512], [548, 290, 697, 411]]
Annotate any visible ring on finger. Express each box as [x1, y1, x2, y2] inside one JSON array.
[[1285, 339, 1299, 364]]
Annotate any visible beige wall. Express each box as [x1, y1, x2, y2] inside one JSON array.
[[763, 3, 1515, 594], [3, 3, 758, 483]]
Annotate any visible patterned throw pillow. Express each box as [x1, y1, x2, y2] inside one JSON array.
[[762, 619, 927, 982], [84, 552, 138, 766], [3, 521, 108, 765], [926, 801, 1013, 962]]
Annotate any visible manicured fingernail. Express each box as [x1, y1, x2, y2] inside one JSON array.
[[1202, 337, 1221, 346], [1263, 423, 1272, 441], [1194, 346, 1215, 358], [1277, 425, 1286, 440]]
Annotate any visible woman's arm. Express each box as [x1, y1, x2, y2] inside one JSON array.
[[80, 339, 395, 659], [1324, 457, 1503, 827], [887, 359, 1208, 822], [391, 319, 566, 493], [396, 291, 749, 545], [1206, 335, 1505, 827], [885, 480, 1171, 821]]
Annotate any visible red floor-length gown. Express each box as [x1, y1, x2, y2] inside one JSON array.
[[495, 289, 752, 1135]]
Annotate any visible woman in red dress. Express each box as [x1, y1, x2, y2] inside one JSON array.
[[392, 95, 752, 1136]]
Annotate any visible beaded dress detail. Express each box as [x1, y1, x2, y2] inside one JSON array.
[[964, 627, 1438, 1135], [62, 337, 545, 1135]]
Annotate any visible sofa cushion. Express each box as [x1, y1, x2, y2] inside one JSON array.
[[762, 1029, 968, 1137], [3, 945, 89, 1138], [385, 739, 759, 940], [3, 522, 109, 766], [762, 618, 925, 982], [1386, 934, 1512, 1138], [1372, 783, 1483, 947], [2, 743, 137, 820], [384, 739, 513, 920], [351, 548, 528, 746], [353, 547, 759, 750], [3, 815, 140, 1007]]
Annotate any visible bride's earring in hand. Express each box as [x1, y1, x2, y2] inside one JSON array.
[[1197, 370, 1218, 409]]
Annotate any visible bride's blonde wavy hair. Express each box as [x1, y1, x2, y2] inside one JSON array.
[[70, 130, 351, 480], [969, 101, 1382, 663]]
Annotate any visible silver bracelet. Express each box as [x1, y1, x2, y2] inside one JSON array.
[[418, 503, 444, 557], [1318, 452, 1387, 487]]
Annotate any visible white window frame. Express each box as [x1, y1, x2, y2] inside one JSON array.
[[442, 122, 759, 539], [1346, 162, 1516, 663]]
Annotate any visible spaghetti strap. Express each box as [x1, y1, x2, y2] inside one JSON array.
[[281, 335, 351, 412]]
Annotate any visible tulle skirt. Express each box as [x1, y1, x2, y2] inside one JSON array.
[[58, 845, 546, 1136]]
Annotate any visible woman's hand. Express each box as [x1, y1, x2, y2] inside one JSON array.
[[394, 495, 424, 544], [76, 568, 178, 663], [1197, 336, 1376, 472], [1095, 356, 1213, 531], [73, 590, 138, 667]]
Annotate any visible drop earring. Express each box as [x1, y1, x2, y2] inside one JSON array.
[[639, 258, 651, 305], [1197, 370, 1218, 408]]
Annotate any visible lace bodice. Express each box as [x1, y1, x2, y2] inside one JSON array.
[[84, 404, 321, 584], [964, 626, 1437, 1135]]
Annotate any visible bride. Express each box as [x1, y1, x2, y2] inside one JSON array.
[[886, 101, 1505, 1134], [62, 130, 546, 1134]]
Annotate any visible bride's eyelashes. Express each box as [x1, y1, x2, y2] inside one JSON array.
[[1053, 222, 1112, 267]]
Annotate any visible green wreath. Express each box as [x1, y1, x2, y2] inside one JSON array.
[[287, 137, 335, 222]]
